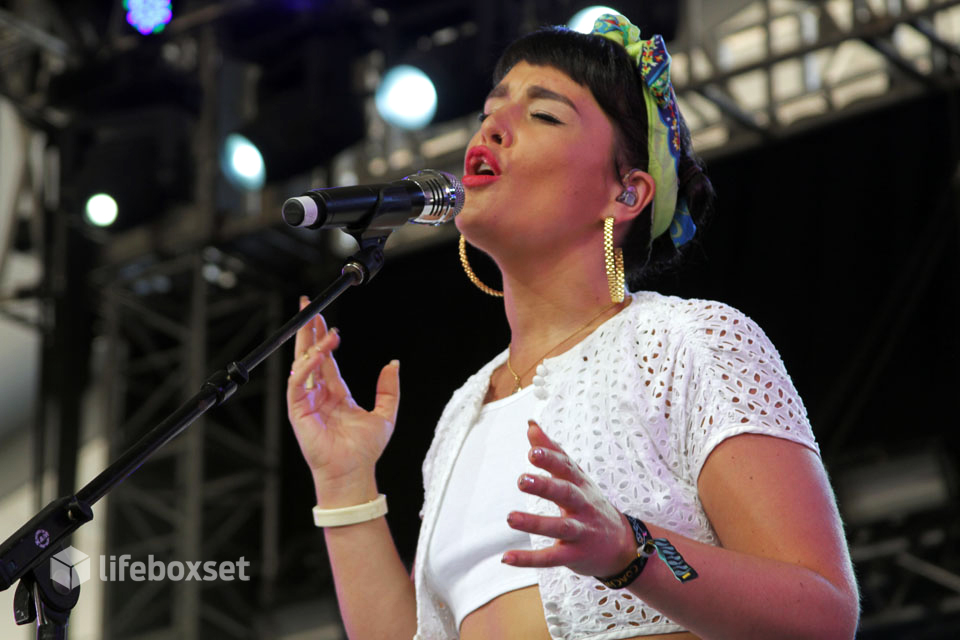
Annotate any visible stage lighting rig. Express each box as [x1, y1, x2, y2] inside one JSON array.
[[84, 194, 119, 228], [562, 2, 681, 41], [375, 64, 438, 130], [221, 134, 266, 191], [569, 6, 622, 32], [60, 107, 195, 232], [124, 0, 174, 36]]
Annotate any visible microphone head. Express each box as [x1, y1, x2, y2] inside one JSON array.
[[282, 195, 320, 228], [281, 198, 306, 227], [404, 169, 465, 225]]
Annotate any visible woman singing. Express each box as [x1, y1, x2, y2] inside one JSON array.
[[287, 13, 859, 640]]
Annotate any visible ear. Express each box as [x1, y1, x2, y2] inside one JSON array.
[[606, 169, 655, 226]]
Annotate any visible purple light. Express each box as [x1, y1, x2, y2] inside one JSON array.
[[124, 0, 173, 36]]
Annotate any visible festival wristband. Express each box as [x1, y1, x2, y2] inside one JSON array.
[[595, 515, 698, 588]]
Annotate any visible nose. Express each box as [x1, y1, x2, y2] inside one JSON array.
[[480, 109, 513, 147]]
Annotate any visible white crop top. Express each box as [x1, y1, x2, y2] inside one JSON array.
[[424, 385, 543, 629]]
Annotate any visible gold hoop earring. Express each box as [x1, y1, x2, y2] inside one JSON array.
[[459, 235, 503, 297], [604, 217, 625, 304]]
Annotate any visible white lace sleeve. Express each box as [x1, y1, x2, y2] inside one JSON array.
[[681, 302, 819, 484]]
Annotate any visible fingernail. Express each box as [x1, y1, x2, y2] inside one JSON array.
[[390, 359, 400, 368], [519, 475, 534, 488], [501, 554, 515, 565], [531, 447, 545, 460]]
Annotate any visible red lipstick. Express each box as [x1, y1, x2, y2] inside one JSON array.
[[463, 145, 501, 188]]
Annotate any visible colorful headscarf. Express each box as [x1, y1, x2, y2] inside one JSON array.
[[591, 13, 696, 247]]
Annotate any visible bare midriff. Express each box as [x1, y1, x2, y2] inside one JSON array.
[[459, 585, 699, 640]]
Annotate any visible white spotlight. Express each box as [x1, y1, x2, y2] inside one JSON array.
[[375, 65, 437, 130], [568, 6, 621, 33], [221, 133, 265, 190], [84, 193, 119, 227]]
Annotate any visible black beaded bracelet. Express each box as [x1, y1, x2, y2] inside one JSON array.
[[595, 515, 698, 589]]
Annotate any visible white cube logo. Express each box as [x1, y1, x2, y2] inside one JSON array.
[[50, 546, 90, 591]]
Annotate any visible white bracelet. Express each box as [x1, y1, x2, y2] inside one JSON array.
[[312, 494, 388, 527]]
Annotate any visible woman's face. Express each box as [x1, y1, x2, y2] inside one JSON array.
[[457, 61, 622, 257]]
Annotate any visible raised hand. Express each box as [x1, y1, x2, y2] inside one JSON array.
[[287, 296, 401, 505], [503, 421, 637, 578]]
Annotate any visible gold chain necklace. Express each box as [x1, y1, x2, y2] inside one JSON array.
[[506, 301, 623, 394]]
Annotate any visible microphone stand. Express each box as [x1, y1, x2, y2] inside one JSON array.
[[0, 233, 391, 639]]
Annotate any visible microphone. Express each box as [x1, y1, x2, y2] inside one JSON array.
[[282, 169, 465, 234]]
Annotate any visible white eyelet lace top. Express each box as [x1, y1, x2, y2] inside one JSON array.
[[412, 291, 819, 640]]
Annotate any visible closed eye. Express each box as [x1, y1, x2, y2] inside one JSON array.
[[533, 112, 563, 125], [477, 112, 563, 124]]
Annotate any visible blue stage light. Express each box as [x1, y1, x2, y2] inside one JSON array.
[[568, 6, 621, 33], [375, 65, 437, 130], [124, 0, 173, 36], [221, 134, 266, 190]]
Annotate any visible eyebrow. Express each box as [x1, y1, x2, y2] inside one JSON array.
[[486, 83, 580, 114]]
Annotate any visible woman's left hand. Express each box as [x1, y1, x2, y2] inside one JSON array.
[[503, 420, 637, 578]]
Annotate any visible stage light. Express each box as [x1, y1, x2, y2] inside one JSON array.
[[124, 0, 173, 36], [568, 6, 621, 33], [62, 107, 193, 232], [376, 65, 437, 130], [84, 194, 119, 227], [221, 134, 265, 191], [224, 35, 366, 183]]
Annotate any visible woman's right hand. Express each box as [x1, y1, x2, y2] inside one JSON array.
[[287, 296, 401, 506]]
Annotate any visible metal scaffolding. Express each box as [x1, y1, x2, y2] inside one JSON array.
[[330, 0, 960, 188], [98, 250, 284, 639], [672, 0, 960, 154]]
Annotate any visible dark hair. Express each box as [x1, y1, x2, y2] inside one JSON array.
[[493, 26, 715, 287]]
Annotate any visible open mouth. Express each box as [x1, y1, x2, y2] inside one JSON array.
[[464, 147, 501, 187], [465, 147, 501, 176]]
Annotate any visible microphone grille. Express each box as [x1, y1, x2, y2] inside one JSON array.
[[406, 169, 465, 224], [443, 171, 466, 217]]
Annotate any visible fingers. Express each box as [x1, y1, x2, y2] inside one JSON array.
[[289, 295, 357, 401], [517, 472, 588, 512], [527, 420, 582, 480], [372, 360, 401, 423], [293, 295, 312, 357], [501, 546, 570, 569], [507, 511, 584, 541], [288, 328, 340, 391], [511, 421, 634, 577], [527, 440, 585, 488], [293, 294, 330, 358], [314, 328, 354, 399], [526, 420, 560, 451]]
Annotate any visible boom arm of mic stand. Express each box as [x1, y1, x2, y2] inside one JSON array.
[[0, 235, 392, 635]]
